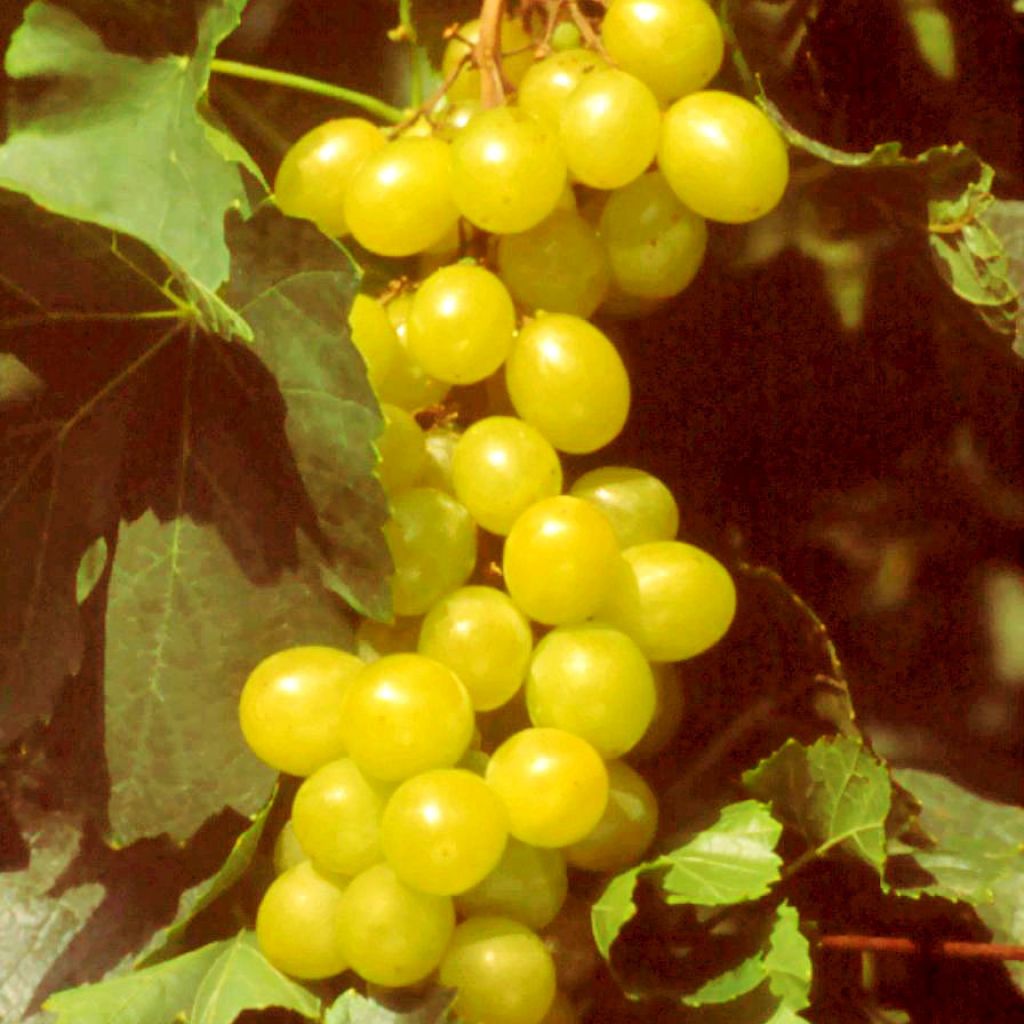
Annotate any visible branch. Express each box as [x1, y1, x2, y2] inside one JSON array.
[[475, 0, 507, 108], [820, 935, 1024, 961]]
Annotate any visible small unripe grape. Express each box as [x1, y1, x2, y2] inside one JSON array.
[[376, 293, 451, 412], [569, 465, 679, 547], [602, 541, 737, 660], [503, 496, 620, 626], [564, 760, 659, 872], [385, 487, 477, 616], [348, 293, 398, 389], [440, 916, 557, 1024], [337, 862, 455, 986], [452, 107, 568, 234], [344, 136, 460, 255], [376, 404, 428, 493], [559, 68, 661, 189], [256, 861, 349, 979], [274, 118, 384, 236], [443, 16, 536, 104], [658, 90, 789, 223], [452, 417, 563, 535], [601, 0, 725, 104], [486, 727, 609, 847], [517, 49, 608, 130], [341, 653, 474, 781], [505, 314, 630, 454], [406, 264, 517, 384]]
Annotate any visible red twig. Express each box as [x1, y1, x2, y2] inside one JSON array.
[[820, 936, 1024, 961]]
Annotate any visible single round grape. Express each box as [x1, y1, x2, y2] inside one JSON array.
[[355, 615, 423, 662], [658, 90, 790, 223], [291, 757, 391, 876], [349, 293, 398, 389], [486, 727, 609, 847], [601, 541, 737, 660], [505, 314, 629, 454], [564, 760, 659, 872], [418, 586, 533, 711], [569, 465, 679, 548], [496, 210, 611, 317], [239, 646, 362, 776], [336, 862, 455, 986], [274, 118, 384, 236], [340, 653, 474, 781], [406, 264, 517, 384], [420, 424, 460, 493], [598, 171, 708, 298], [451, 107, 568, 234], [344, 136, 460, 256], [377, 403, 428, 493], [441, 916, 557, 1024], [272, 820, 307, 875], [385, 487, 477, 616], [503, 495, 620, 626], [456, 838, 568, 930], [376, 292, 451, 412], [601, 0, 725, 104], [452, 417, 563, 536], [550, 21, 582, 51], [517, 49, 608, 130], [443, 16, 536, 104], [526, 623, 656, 758], [631, 662, 686, 758], [559, 68, 661, 189], [256, 860, 349, 979], [381, 769, 509, 895]]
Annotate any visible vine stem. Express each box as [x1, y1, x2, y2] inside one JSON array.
[[208, 59, 406, 123], [820, 936, 1024, 961], [475, 0, 507, 108]]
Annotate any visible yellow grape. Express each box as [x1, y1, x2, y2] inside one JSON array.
[[569, 464, 679, 547], [631, 662, 686, 758], [517, 49, 608, 130], [376, 403, 428, 493], [376, 292, 451, 412], [443, 16, 536, 104], [348, 293, 398, 389], [272, 820, 307, 874]]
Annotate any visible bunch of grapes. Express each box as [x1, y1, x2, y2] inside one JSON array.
[[241, 2, 789, 1020]]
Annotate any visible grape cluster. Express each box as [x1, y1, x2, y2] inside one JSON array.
[[245, 2, 786, 1021]]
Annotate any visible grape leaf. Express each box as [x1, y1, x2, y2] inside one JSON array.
[[979, 200, 1024, 357], [0, 0, 252, 291], [75, 536, 109, 604], [892, 769, 1024, 991], [744, 736, 891, 875], [591, 866, 645, 960], [325, 988, 457, 1024]]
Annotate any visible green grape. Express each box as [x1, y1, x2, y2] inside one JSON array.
[[456, 838, 568, 930], [505, 314, 630, 454], [550, 21, 583, 52], [658, 90, 790, 223], [602, 541, 737, 660], [598, 171, 707, 298], [569, 465, 679, 547], [564, 760, 659, 872], [435, 98, 481, 140], [451, 107, 568, 234], [341, 653, 474, 781], [406, 264, 517, 384], [559, 68, 661, 189], [540, 991, 579, 1024], [291, 757, 391, 876], [440, 916, 557, 1024], [256, 860, 349, 979], [336, 862, 455, 986], [443, 16, 536, 104], [274, 118, 384, 237], [355, 615, 422, 661], [496, 210, 611, 317], [631, 662, 685, 758], [344, 136, 460, 256], [452, 416, 563, 536], [525, 623, 656, 758], [486, 727, 609, 847], [601, 0, 725, 104], [385, 487, 477, 616], [381, 768, 509, 895], [503, 495, 620, 625], [419, 585, 533, 711], [377, 403, 428, 493], [239, 646, 362, 776], [420, 423, 460, 493], [376, 293, 451, 412], [348, 293, 398, 389], [516, 49, 608, 130], [272, 819, 307, 874]]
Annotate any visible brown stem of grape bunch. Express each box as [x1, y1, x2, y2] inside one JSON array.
[[475, 0, 508, 108]]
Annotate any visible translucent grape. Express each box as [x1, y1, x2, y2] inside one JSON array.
[[631, 662, 685, 758], [598, 171, 707, 298], [420, 423, 460, 493], [385, 487, 477, 616], [348, 293, 398, 389], [452, 416, 563, 535], [443, 16, 536, 104], [658, 90, 790, 223], [517, 49, 608, 130], [376, 293, 451, 412], [505, 314, 630, 454], [376, 403, 427, 493], [272, 820, 307, 875], [569, 464, 679, 547]]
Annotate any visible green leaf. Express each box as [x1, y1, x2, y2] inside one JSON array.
[[892, 769, 1024, 991], [0, 0, 253, 290], [978, 199, 1024, 357], [0, 352, 44, 405], [591, 866, 644, 960], [76, 535, 109, 603], [134, 787, 277, 967], [325, 987, 456, 1024], [744, 737, 891, 874], [901, 2, 957, 80]]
